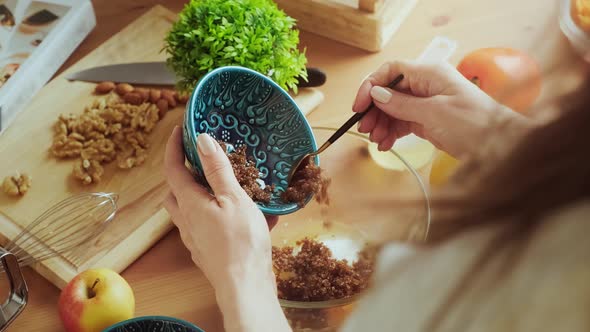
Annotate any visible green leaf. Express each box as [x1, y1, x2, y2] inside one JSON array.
[[163, 0, 307, 93]]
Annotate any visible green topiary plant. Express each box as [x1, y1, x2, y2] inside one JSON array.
[[164, 0, 308, 94]]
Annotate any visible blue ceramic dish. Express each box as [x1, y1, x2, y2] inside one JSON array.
[[183, 66, 319, 215], [103, 316, 205, 332]]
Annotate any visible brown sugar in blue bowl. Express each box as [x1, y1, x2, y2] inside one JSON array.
[[183, 66, 319, 216]]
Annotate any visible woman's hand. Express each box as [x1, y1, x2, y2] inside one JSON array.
[[354, 60, 528, 158], [163, 127, 290, 332]]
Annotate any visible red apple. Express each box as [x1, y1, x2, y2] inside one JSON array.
[[58, 268, 135, 332]]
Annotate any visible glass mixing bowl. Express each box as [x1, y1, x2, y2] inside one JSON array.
[[271, 127, 431, 331], [560, 0, 590, 61]]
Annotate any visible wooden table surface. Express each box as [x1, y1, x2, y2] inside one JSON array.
[[6, 0, 583, 331]]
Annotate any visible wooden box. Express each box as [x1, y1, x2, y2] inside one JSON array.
[[274, 0, 419, 52]]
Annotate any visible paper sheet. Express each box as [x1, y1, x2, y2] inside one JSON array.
[[0, 0, 95, 135]]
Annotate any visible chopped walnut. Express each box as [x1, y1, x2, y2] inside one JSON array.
[[2, 173, 32, 196], [116, 146, 148, 169], [50, 93, 162, 185], [130, 103, 160, 133], [73, 159, 104, 185]]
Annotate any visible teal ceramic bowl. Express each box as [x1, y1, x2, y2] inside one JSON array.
[[183, 66, 319, 216], [103, 316, 204, 332]]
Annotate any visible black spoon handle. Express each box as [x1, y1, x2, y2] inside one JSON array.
[[326, 73, 405, 145]]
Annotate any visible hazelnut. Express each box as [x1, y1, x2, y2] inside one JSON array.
[[123, 92, 143, 105], [115, 83, 134, 96], [149, 89, 161, 103], [94, 81, 115, 94]]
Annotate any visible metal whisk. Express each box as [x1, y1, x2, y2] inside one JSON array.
[[1, 192, 118, 270]]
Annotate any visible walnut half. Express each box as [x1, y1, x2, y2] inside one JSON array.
[[2, 173, 32, 196]]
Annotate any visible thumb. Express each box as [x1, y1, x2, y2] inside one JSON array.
[[196, 133, 243, 202], [369, 86, 438, 124]]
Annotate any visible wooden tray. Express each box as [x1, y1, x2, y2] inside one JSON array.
[[0, 5, 324, 289]]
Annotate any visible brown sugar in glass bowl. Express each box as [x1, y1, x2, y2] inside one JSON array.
[[270, 127, 431, 331], [272, 238, 376, 302]]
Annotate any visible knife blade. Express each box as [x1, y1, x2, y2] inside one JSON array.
[[65, 62, 326, 89]]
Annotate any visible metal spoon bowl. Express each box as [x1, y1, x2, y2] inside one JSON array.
[[287, 74, 405, 184]]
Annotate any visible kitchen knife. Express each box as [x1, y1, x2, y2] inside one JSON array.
[[65, 62, 326, 88]]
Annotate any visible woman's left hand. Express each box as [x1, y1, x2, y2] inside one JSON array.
[[162, 126, 290, 332]]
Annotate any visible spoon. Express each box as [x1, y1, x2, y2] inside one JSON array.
[[287, 73, 405, 184]]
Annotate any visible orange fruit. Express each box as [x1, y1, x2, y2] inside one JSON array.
[[429, 150, 460, 188], [457, 47, 542, 114]]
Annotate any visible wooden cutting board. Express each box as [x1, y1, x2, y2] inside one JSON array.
[[0, 5, 324, 290]]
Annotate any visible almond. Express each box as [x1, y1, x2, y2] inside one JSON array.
[[156, 99, 169, 118], [149, 89, 161, 103], [115, 83, 134, 96], [162, 89, 176, 101], [123, 92, 143, 105], [176, 92, 189, 104], [161, 90, 177, 108], [135, 88, 149, 102], [95, 81, 115, 94], [164, 95, 177, 108]]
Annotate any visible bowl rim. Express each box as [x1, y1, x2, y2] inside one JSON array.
[[184, 65, 319, 216], [277, 126, 432, 309], [560, 0, 590, 56], [102, 315, 205, 331]]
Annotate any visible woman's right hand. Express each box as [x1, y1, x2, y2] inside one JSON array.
[[353, 60, 527, 158]]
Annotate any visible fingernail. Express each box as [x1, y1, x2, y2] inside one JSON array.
[[371, 86, 392, 104], [197, 133, 216, 156], [357, 121, 362, 132]]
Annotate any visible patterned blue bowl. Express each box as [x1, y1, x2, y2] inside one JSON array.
[[103, 316, 204, 331], [183, 66, 319, 216]]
